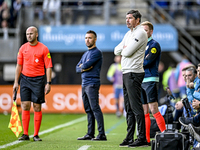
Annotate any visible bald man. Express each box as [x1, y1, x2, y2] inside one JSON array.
[[13, 26, 53, 141]]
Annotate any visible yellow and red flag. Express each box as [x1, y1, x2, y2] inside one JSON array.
[[8, 100, 22, 137]]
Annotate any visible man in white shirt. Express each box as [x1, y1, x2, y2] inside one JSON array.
[[114, 9, 148, 148]]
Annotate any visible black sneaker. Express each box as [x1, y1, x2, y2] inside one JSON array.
[[128, 139, 148, 148], [77, 134, 94, 140], [119, 139, 133, 147], [133, 139, 151, 146], [188, 123, 200, 143], [179, 117, 198, 127], [92, 134, 107, 141], [135, 138, 151, 146], [18, 134, 30, 141], [33, 135, 42, 141]]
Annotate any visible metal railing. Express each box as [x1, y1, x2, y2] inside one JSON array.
[[1, 0, 200, 64], [24, 0, 148, 25], [147, 0, 200, 65]]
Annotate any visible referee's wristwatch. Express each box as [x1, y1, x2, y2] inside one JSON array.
[[47, 82, 51, 85]]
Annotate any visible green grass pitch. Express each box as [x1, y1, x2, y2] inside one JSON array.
[[0, 113, 151, 150]]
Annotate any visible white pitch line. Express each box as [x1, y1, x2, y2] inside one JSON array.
[[78, 145, 91, 150], [0, 116, 86, 149]]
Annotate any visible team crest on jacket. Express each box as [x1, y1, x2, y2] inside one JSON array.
[[146, 45, 149, 51], [151, 48, 157, 53]]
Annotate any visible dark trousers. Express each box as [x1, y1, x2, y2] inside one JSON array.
[[173, 108, 183, 121], [123, 72, 146, 140], [82, 84, 105, 136]]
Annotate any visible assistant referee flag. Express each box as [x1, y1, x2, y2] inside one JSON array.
[[8, 91, 22, 137]]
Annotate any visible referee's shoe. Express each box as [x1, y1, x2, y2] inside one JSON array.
[[33, 135, 42, 141], [18, 134, 30, 141]]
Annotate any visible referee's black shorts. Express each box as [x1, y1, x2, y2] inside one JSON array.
[[20, 74, 45, 104]]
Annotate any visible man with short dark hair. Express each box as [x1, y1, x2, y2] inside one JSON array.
[[174, 64, 196, 117], [76, 30, 107, 141], [179, 65, 200, 127], [114, 10, 148, 148], [179, 65, 200, 148]]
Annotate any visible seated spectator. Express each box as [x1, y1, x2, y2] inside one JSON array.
[[173, 65, 191, 116], [179, 64, 200, 127], [174, 65, 197, 121], [179, 65, 200, 149]]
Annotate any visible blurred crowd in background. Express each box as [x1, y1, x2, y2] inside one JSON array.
[[1, 0, 200, 30]]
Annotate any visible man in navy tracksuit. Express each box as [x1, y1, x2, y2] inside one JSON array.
[[76, 30, 107, 141], [141, 21, 166, 144]]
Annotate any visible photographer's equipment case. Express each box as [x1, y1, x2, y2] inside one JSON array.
[[151, 87, 190, 150], [151, 129, 189, 150]]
